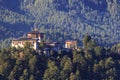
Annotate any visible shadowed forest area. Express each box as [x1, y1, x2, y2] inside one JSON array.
[[0, 35, 120, 80]]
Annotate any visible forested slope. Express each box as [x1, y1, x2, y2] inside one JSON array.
[[0, 35, 120, 80], [0, 0, 120, 48]]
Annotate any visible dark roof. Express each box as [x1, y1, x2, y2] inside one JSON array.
[[45, 42, 60, 45], [52, 42, 60, 44], [13, 38, 37, 41], [65, 40, 77, 42], [27, 31, 44, 34]]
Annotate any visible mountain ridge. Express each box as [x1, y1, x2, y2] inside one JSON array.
[[0, 0, 120, 48]]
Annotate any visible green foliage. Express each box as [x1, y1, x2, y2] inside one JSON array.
[[29, 75, 35, 80], [0, 36, 120, 80], [70, 70, 81, 80], [111, 43, 120, 53], [59, 56, 72, 80], [60, 56, 72, 72], [0, 0, 120, 50], [83, 35, 96, 49], [43, 60, 59, 80], [83, 35, 91, 47], [29, 55, 37, 72], [94, 46, 102, 56]]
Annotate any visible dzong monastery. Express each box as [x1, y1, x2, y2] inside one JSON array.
[[12, 29, 78, 55]]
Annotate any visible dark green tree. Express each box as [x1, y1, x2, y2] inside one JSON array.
[[83, 35, 91, 48], [43, 60, 59, 80]]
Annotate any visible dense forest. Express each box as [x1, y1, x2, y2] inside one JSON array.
[[0, 0, 120, 49], [0, 35, 120, 80]]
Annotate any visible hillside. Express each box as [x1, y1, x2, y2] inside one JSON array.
[[0, 36, 120, 80], [0, 0, 120, 48]]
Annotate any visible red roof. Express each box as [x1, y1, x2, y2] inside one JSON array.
[[28, 31, 44, 34], [13, 38, 37, 41]]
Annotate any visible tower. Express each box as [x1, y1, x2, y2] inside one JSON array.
[[27, 29, 44, 42]]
